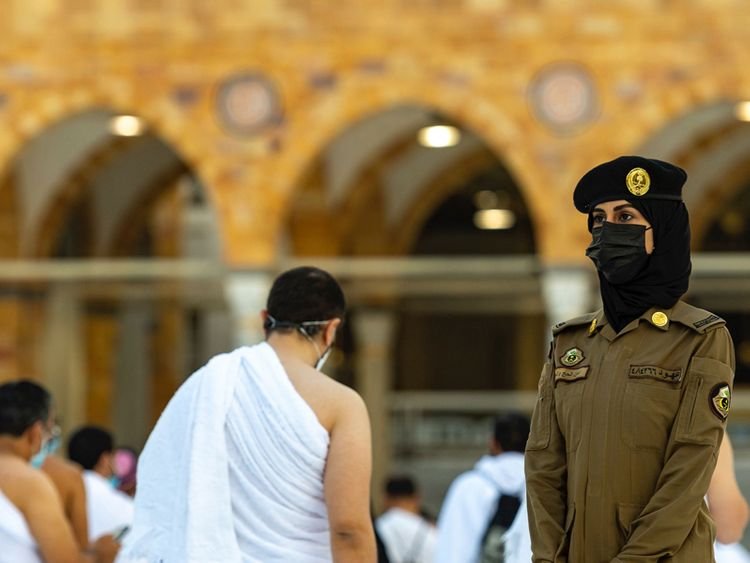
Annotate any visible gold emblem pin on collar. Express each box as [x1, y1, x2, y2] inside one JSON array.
[[651, 311, 668, 327], [588, 318, 597, 336], [626, 167, 650, 196]]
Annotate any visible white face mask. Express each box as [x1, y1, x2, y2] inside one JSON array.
[[266, 315, 336, 371], [302, 330, 333, 371], [315, 346, 333, 371], [30, 426, 61, 469], [297, 322, 335, 371]]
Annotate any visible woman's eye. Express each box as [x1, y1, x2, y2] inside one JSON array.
[[592, 215, 604, 226], [618, 213, 633, 222]]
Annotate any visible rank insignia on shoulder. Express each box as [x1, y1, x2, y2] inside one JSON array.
[[710, 383, 731, 420], [694, 314, 720, 330], [561, 347, 584, 367]]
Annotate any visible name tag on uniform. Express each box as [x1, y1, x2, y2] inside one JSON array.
[[628, 365, 682, 383], [555, 366, 588, 383]]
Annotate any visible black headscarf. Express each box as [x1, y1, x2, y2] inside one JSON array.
[[596, 199, 692, 332]]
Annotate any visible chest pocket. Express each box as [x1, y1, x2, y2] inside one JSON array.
[[622, 364, 682, 451], [554, 367, 587, 452]]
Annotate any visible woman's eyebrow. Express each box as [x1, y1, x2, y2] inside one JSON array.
[[593, 204, 635, 214]]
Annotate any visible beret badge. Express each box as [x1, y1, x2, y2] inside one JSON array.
[[626, 167, 650, 197]]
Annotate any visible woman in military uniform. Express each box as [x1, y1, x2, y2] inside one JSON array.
[[525, 156, 735, 563]]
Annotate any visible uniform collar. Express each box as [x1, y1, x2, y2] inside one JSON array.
[[594, 303, 677, 341], [587, 309, 607, 338]]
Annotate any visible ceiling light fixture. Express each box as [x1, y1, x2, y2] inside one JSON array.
[[109, 115, 145, 137], [735, 101, 750, 122], [473, 208, 516, 230], [417, 125, 461, 148]]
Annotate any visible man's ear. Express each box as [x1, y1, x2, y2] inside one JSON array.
[[26, 420, 44, 452], [325, 318, 342, 347]]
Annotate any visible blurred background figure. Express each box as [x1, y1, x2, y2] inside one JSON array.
[[112, 448, 138, 498], [41, 453, 89, 549], [0, 380, 118, 563], [710, 435, 750, 563], [434, 413, 530, 563], [375, 475, 436, 563], [68, 425, 134, 545]]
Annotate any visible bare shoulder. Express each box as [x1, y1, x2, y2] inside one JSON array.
[[322, 373, 364, 403], [43, 455, 83, 480], [0, 458, 58, 513], [42, 455, 84, 499], [327, 383, 370, 436], [309, 369, 368, 421], [281, 357, 367, 431]]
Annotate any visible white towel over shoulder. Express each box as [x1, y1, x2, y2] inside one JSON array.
[[0, 488, 41, 563], [118, 343, 331, 563]]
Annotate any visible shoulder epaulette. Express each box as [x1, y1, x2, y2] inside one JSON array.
[[671, 302, 726, 334], [552, 312, 597, 336]]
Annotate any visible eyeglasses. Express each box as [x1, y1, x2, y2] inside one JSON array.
[[46, 424, 61, 440], [41, 422, 61, 449]]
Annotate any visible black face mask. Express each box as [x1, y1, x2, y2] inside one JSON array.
[[586, 222, 651, 284]]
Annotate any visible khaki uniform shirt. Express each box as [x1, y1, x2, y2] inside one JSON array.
[[525, 301, 734, 563]]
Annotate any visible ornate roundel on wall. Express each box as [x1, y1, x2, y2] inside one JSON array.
[[528, 63, 599, 135], [215, 72, 282, 135]]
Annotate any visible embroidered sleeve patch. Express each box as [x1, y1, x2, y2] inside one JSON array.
[[628, 365, 682, 383], [710, 383, 731, 420], [554, 366, 589, 383]]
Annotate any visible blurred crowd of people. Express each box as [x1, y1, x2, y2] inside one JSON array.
[[2, 377, 748, 562], [372, 414, 750, 563], [0, 380, 137, 563]]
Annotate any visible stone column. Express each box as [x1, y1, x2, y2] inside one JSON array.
[[225, 271, 273, 348], [353, 308, 396, 513], [0, 295, 22, 382], [40, 283, 87, 435], [515, 313, 547, 390], [540, 265, 595, 334], [114, 302, 153, 449]]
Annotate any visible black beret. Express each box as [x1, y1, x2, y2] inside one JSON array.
[[573, 155, 687, 213]]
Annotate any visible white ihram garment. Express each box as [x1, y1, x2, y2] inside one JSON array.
[[0, 488, 41, 563], [376, 507, 436, 563], [83, 470, 134, 542], [716, 542, 750, 563], [118, 343, 331, 563], [434, 452, 527, 563]]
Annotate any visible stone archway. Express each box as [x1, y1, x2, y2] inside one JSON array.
[[632, 99, 750, 247], [0, 86, 236, 260], [0, 103, 229, 447], [266, 75, 554, 258]]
